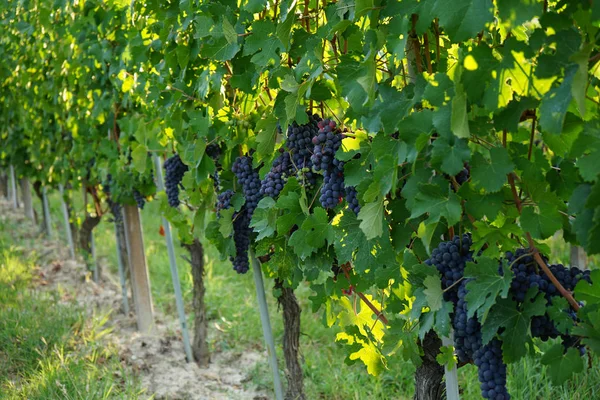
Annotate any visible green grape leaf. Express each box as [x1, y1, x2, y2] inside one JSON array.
[[410, 183, 462, 226], [436, 345, 457, 370], [250, 197, 278, 240], [288, 207, 332, 259], [470, 148, 515, 193], [575, 270, 600, 305], [333, 212, 364, 265], [572, 307, 600, 353], [539, 64, 577, 135], [541, 345, 584, 386], [255, 115, 279, 157], [423, 275, 444, 312], [131, 143, 148, 174], [431, 136, 470, 176], [465, 257, 513, 322], [483, 293, 546, 362], [425, 0, 494, 42], [218, 207, 235, 238], [358, 200, 385, 240], [520, 204, 562, 239]]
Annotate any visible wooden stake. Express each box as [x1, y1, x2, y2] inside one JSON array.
[[122, 204, 155, 333]]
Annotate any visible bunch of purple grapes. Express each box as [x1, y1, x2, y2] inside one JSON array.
[[164, 154, 189, 208], [260, 150, 293, 198], [232, 155, 263, 216]]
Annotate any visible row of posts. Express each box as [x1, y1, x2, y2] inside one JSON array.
[[1, 163, 285, 400]]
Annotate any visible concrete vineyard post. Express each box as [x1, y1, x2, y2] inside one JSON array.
[[443, 335, 460, 400], [42, 186, 52, 238], [152, 154, 193, 362], [10, 165, 18, 209], [250, 251, 284, 400], [59, 184, 76, 259], [570, 245, 588, 271], [20, 178, 35, 221]]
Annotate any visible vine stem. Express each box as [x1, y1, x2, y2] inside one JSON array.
[[341, 263, 389, 325], [507, 173, 580, 311], [527, 113, 537, 161]]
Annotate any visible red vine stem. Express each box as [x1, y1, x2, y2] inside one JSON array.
[[507, 172, 580, 311], [341, 263, 389, 325], [423, 32, 432, 74], [527, 113, 536, 161]]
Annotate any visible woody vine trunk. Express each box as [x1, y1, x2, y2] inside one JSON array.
[[184, 239, 210, 366], [275, 279, 305, 400]]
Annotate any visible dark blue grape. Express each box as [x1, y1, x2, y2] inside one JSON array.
[[285, 113, 321, 187], [474, 339, 510, 399], [216, 189, 234, 216], [453, 280, 482, 363], [230, 210, 251, 274], [426, 234, 473, 303], [345, 186, 360, 215], [232, 155, 263, 216], [260, 150, 293, 199], [164, 154, 189, 208], [133, 189, 145, 210]]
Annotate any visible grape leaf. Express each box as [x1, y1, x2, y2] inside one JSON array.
[[218, 208, 235, 238], [255, 115, 279, 157], [575, 270, 600, 305], [470, 147, 515, 193], [288, 207, 332, 259], [431, 136, 470, 176], [409, 183, 462, 226], [250, 197, 277, 240], [423, 275, 444, 312], [539, 65, 577, 135], [520, 204, 562, 239], [333, 212, 364, 265], [541, 345, 584, 385], [436, 344, 457, 370], [482, 293, 546, 362], [465, 257, 513, 322], [358, 200, 384, 240]]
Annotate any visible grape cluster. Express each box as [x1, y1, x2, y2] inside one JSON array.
[[312, 119, 346, 209], [311, 119, 343, 172], [232, 155, 263, 216], [345, 186, 360, 215], [164, 154, 189, 208], [133, 189, 145, 210], [231, 210, 251, 274], [453, 280, 482, 363], [207, 142, 222, 190], [425, 234, 473, 303], [285, 113, 320, 187], [427, 235, 510, 399], [103, 175, 123, 223], [474, 339, 510, 400], [260, 150, 293, 198], [455, 164, 470, 186], [216, 189, 234, 215]]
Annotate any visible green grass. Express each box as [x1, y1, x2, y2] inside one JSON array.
[[0, 218, 143, 400], [28, 193, 600, 399]]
